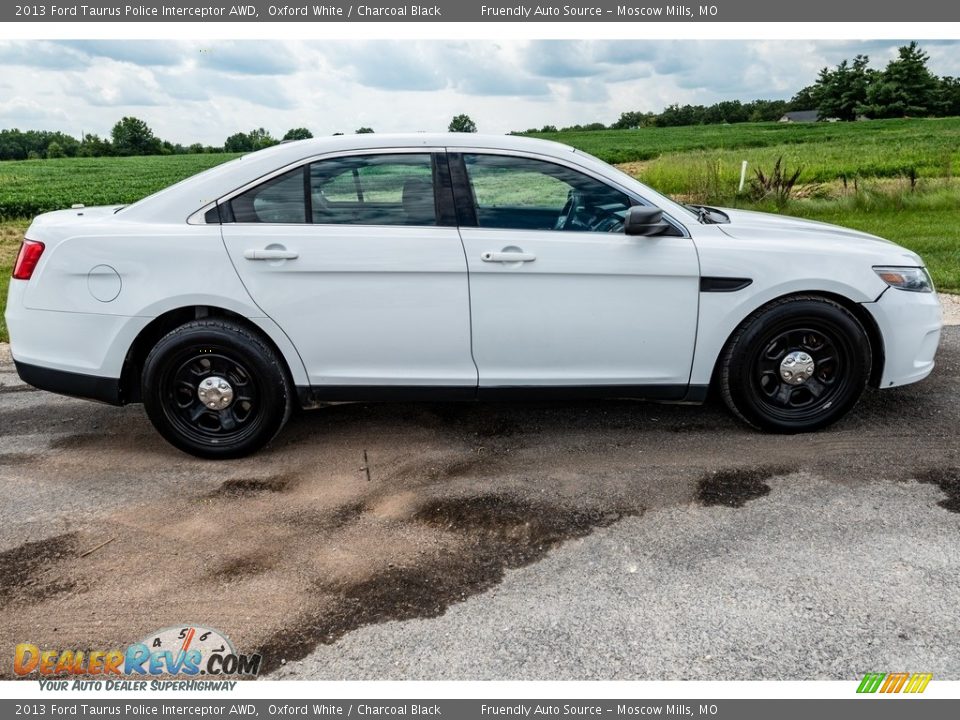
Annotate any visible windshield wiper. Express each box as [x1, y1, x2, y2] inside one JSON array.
[[686, 204, 715, 224], [685, 204, 729, 225]]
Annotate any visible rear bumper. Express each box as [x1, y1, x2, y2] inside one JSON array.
[[864, 287, 943, 388], [14, 360, 123, 405]]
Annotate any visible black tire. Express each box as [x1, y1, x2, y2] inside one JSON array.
[[719, 295, 871, 433], [142, 319, 293, 459]]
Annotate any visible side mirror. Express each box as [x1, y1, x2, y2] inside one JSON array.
[[624, 206, 670, 236]]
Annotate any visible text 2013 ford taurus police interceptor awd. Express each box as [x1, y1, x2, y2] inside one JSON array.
[[5, 134, 943, 458]]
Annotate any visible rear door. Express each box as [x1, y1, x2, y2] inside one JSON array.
[[220, 150, 477, 395]]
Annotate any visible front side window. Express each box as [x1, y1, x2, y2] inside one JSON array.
[[462, 154, 633, 232], [227, 153, 438, 226]]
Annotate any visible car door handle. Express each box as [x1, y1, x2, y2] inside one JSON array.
[[481, 251, 536, 263], [243, 248, 299, 261]]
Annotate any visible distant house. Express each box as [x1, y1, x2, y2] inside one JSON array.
[[779, 110, 820, 123]]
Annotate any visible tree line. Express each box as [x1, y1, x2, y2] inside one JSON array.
[[0, 114, 480, 161], [523, 42, 960, 132]]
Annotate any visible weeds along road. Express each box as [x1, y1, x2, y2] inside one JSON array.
[[0, 328, 958, 680]]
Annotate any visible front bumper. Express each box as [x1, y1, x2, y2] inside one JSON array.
[[864, 286, 943, 388]]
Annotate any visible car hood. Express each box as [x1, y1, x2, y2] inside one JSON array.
[[713, 206, 924, 259]]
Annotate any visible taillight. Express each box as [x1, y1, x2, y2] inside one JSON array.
[[12, 239, 45, 280]]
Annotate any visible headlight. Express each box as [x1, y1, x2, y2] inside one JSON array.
[[873, 266, 934, 293]]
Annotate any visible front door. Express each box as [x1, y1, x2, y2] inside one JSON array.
[[452, 151, 700, 395]]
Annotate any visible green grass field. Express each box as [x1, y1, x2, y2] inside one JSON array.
[[530, 117, 960, 185], [0, 153, 236, 219], [1, 118, 959, 342]]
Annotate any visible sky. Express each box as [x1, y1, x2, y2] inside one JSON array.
[[0, 39, 959, 145]]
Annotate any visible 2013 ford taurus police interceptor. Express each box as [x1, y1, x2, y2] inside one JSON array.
[[5, 134, 943, 458]]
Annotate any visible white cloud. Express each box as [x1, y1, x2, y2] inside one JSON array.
[[0, 40, 956, 145]]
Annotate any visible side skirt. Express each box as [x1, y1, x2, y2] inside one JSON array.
[[297, 384, 709, 408]]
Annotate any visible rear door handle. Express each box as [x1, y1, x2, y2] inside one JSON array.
[[243, 248, 299, 261], [481, 251, 536, 263]]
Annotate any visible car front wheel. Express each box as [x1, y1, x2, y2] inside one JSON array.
[[142, 319, 293, 459], [720, 295, 872, 433]]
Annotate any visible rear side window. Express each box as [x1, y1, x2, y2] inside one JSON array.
[[230, 167, 306, 224], [310, 154, 436, 226], [226, 153, 438, 226]]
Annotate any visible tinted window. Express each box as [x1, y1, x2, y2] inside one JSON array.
[[463, 154, 632, 232], [230, 167, 306, 223], [310, 154, 436, 226]]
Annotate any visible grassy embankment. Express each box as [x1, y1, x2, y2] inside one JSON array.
[[1, 118, 959, 342]]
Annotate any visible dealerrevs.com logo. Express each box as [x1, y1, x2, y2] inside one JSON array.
[[14, 625, 261, 689]]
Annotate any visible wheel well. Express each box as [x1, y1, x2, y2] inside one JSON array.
[[709, 291, 886, 392], [119, 306, 293, 404]]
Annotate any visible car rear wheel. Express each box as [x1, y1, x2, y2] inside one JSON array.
[[142, 319, 293, 459], [720, 295, 871, 433]]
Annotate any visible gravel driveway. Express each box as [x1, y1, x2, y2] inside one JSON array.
[[1, 316, 958, 680]]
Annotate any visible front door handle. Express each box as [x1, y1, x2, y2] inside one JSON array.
[[481, 251, 536, 263], [243, 248, 299, 261]]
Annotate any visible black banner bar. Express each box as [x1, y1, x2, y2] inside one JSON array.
[[4, 0, 959, 22], [2, 699, 958, 719]]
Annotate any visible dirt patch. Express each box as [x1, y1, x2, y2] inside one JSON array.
[[697, 465, 795, 508], [257, 492, 641, 672], [914, 467, 960, 513], [0, 533, 79, 608], [209, 555, 275, 581], [280, 502, 367, 532], [49, 433, 107, 450], [213, 475, 295, 497]]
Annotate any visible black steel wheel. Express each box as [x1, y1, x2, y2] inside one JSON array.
[[142, 319, 293, 459], [720, 296, 871, 433]]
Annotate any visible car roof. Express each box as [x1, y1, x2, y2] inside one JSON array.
[[119, 133, 580, 223]]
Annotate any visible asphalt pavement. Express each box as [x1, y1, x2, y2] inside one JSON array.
[[1, 327, 958, 680]]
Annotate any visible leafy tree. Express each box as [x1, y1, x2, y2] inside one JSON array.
[[111, 116, 162, 156], [79, 133, 112, 157], [188, 143, 205, 154], [224, 132, 252, 153], [283, 127, 313, 140], [787, 84, 819, 112], [448, 114, 477, 133], [355, 127, 375, 134], [562, 122, 607, 131], [611, 111, 654, 130], [656, 104, 704, 127], [46, 141, 65, 159], [247, 127, 277, 150], [539, 124, 558, 133], [937, 76, 960, 117], [745, 99, 788, 122], [224, 128, 276, 153], [812, 55, 875, 121], [861, 42, 941, 118]]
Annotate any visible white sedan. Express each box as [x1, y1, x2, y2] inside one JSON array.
[[5, 134, 943, 458]]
